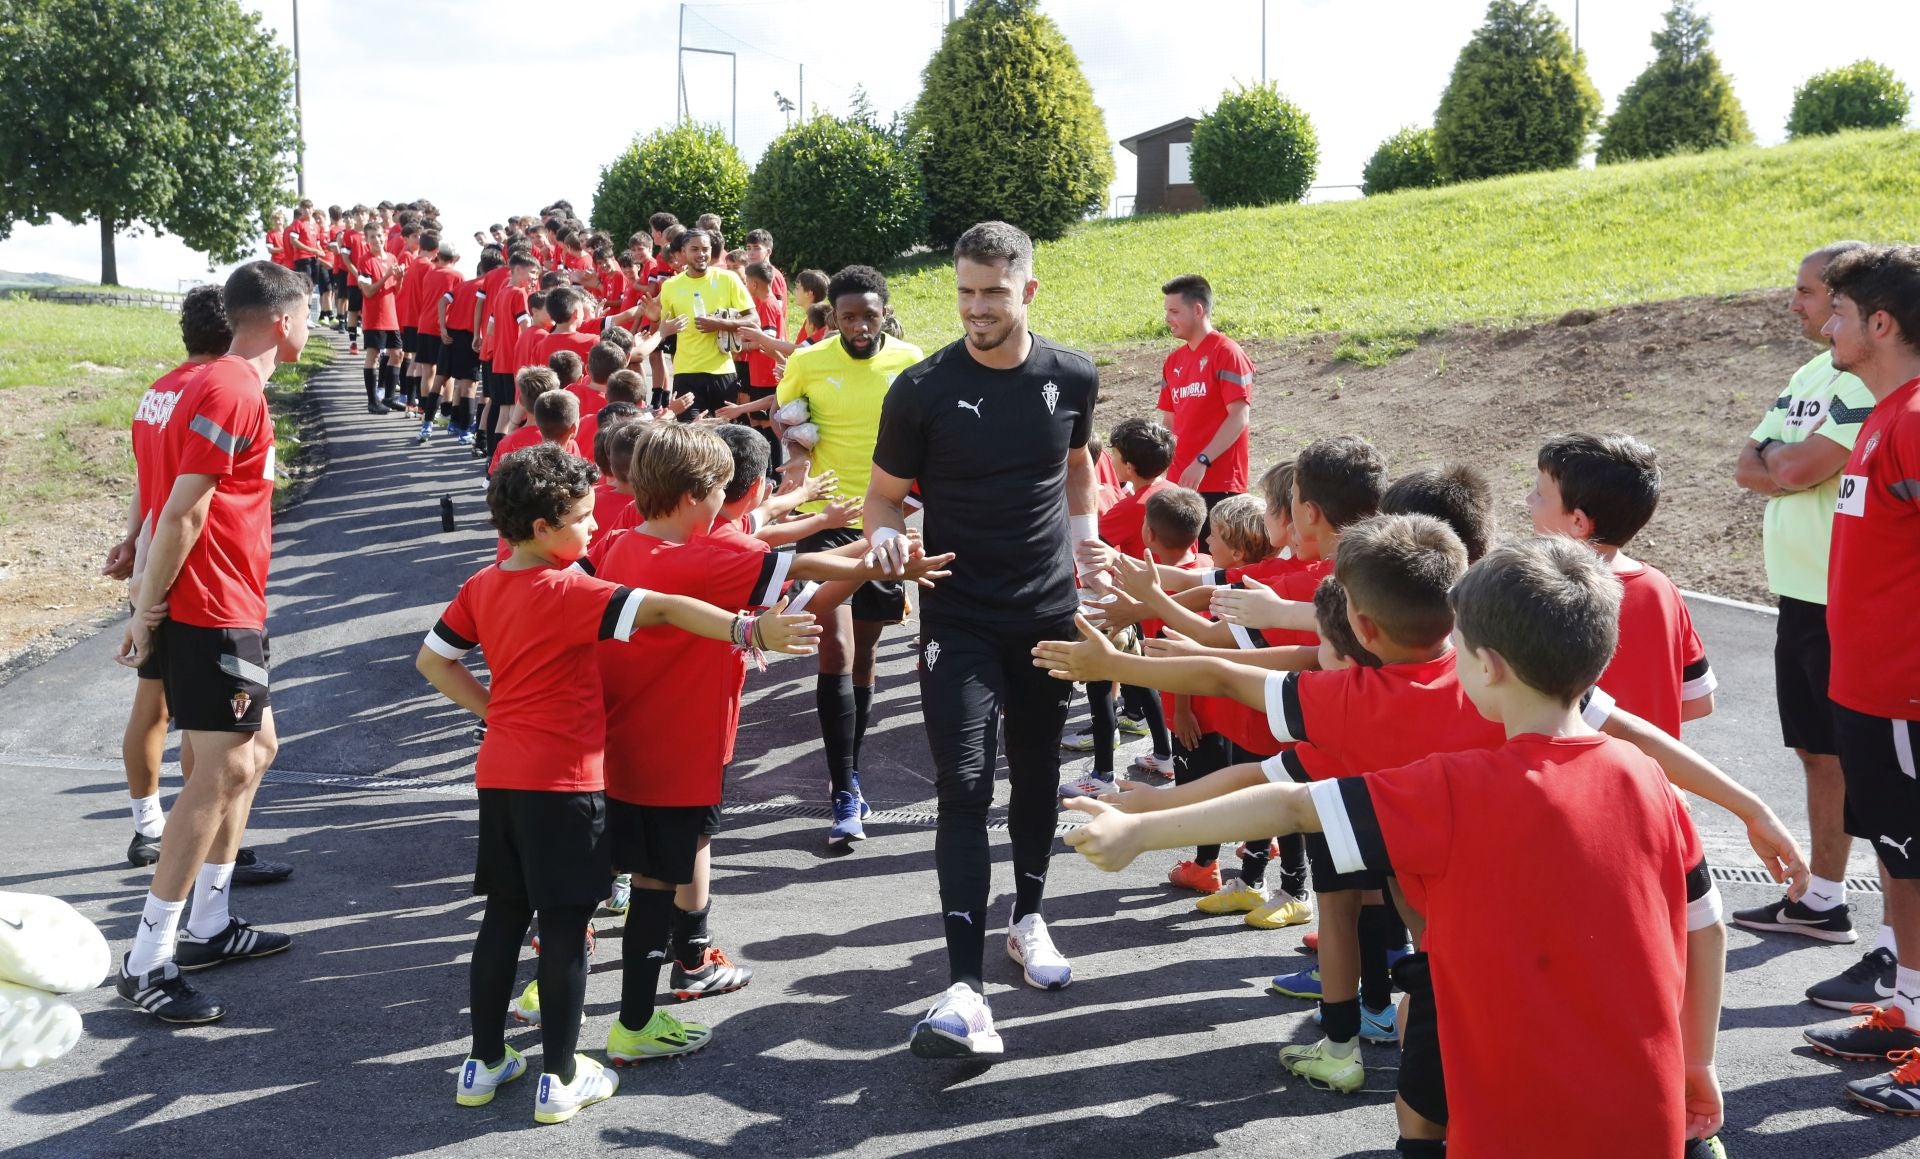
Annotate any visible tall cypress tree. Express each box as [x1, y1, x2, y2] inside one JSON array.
[[1598, 1, 1752, 163]]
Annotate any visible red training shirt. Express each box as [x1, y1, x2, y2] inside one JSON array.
[[447, 277, 485, 339], [489, 283, 531, 373], [1597, 560, 1714, 738], [745, 295, 787, 389], [1157, 329, 1253, 493], [358, 254, 401, 332], [1828, 375, 1920, 719], [1098, 477, 1172, 560], [130, 361, 213, 527], [1261, 650, 1505, 783], [159, 356, 277, 630]]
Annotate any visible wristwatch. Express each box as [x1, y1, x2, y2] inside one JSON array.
[[1196, 452, 1213, 467]]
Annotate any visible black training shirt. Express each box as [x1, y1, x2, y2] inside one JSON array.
[[872, 333, 1098, 624]]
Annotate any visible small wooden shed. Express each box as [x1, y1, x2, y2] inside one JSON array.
[[1119, 116, 1205, 215]]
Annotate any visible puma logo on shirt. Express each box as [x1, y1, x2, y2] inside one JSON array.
[[956, 398, 983, 418]]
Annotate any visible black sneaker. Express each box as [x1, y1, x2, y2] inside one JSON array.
[[127, 832, 160, 868], [232, 847, 293, 885], [174, 917, 292, 971], [1803, 1004, 1920, 1060], [1846, 1052, 1920, 1116], [116, 955, 226, 1024], [1731, 895, 1857, 943], [1808, 948, 1899, 1012]]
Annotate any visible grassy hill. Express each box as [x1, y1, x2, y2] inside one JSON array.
[[888, 127, 1920, 351]]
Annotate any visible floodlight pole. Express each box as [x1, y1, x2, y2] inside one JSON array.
[[1261, 0, 1267, 83], [292, 0, 304, 196], [1574, 0, 1581, 53], [676, 4, 686, 121]]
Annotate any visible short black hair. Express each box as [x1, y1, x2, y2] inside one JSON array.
[[509, 253, 538, 270], [546, 286, 580, 324], [592, 404, 642, 474], [588, 342, 625, 384], [650, 211, 679, 233], [417, 231, 440, 254], [1335, 513, 1469, 649], [538, 271, 569, 291], [715, 424, 771, 504], [1313, 576, 1381, 668], [674, 229, 710, 255], [1143, 486, 1207, 550], [744, 260, 775, 285], [1383, 464, 1497, 562], [827, 264, 888, 307], [1294, 436, 1387, 529], [1824, 243, 1920, 354], [1451, 537, 1622, 706], [527, 290, 550, 314], [1536, 433, 1659, 548], [533, 389, 580, 439], [1161, 273, 1212, 312], [1108, 416, 1173, 479], [488, 443, 597, 544], [178, 284, 232, 357], [223, 260, 310, 325], [953, 220, 1032, 277], [745, 228, 773, 248]]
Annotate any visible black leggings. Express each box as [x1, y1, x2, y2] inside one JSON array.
[[921, 614, 1074, 989], [469, 899, 595, 1084], [1085, 681, 1171, 774]]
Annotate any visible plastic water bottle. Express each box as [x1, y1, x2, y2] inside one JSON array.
[[692, 291, 706, 318]]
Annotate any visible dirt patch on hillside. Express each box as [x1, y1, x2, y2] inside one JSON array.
[[1097, 290, 1804, 604]]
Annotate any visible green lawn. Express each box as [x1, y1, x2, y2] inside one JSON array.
[[887, 127, 1920, 351], [0, 296, 183, 391]]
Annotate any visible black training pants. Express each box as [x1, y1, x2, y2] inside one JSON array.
[[920, 612, 1075, 988]]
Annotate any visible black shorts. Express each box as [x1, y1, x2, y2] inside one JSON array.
[[441, 329, 478, 379], [294, 258, 318, 286], [400, 327, 419, 355], [414, 331, 443, 367], [1393, 951, 1447, 1125], [362, 328, 402, 352], [131, 605, 165, 682], [474, 788, 610, 909], [673, 371, 737, 419], [345, 286, 364, 311], [1306, 827, 1387, 893], [484, 369, 518, 405], [800, 527, 907, 622], [1837, 704, 1920, 878], [158, 622, 270, 733], [310, 265, 331, 293], [1775, 595, 1838, 755], [607, 798, 712, 885], [742, 385, 776, 428]]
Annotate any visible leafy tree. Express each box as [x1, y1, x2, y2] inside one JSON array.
[[907, 0, 1112, 247], [1189, 84, 1319, 208], [1362, 127, 1443, 195], [743, 114, 926, 276], [0, 0, 298, 286], [1786, 60, 1911, 139], [1433, 0, 1601, 183], [1598, 1, 1752, 163], [591, 123, 749, 249]]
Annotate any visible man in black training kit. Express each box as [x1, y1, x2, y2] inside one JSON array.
[[864, 221, 1104, 1058]]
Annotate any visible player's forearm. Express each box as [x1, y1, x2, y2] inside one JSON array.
[[1681, 693, 1716, 722], [1216, 644, 1319, 671], [134, 506, 206, 614], [1601, 709, 1765, 822], [1682, 921, 1726, 1068], [122, 482, 143, 543], [1129, 782, 1321, 851], [1123, 762, 1267, 813], [1066, 448, 1099, 520], [757, 512, 839, 547], [415, 649, 490, 717], [861, 485, 909, 538], [1158, 565, 1206, 593], [1197, 406, 1249, 464], [1762, 437, 1845, 492], [1099, 653, 1266, 706], [1146, 588, 1236, 647], [1732, 442, 1781, 495], [639, 592, 743, 643]]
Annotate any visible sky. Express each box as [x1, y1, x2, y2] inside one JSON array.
[[2, 0, 1916, 291]]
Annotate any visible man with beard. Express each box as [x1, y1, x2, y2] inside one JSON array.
[[863, 222, 1104, 1058], [646, 229, 752, 419], [772, 266, 923, 846]]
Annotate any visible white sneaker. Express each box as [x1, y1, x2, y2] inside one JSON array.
[[1129, 753, 1176, 778], [1006, 910, 1073, 990], [0, 892, 111, 994], [455, 1044, 527, 1106], [909, 982, 1005, 1058], [533, 1054, 619, 1124], [1059, 730, 1097, 753], [1058, 771, 1115, 799], [0, 981, 82, 1071]]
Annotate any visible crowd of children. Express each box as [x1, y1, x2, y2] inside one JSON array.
[[244, 203, 1920, 1151]]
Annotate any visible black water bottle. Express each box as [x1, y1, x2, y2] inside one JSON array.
[[439, 495, 455, 533]]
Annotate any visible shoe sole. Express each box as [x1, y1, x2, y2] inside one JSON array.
[[0, 984, 81, 1069], [1808, 992, 1894, 1013], [1804, 1036, 1905, 1061], [534, 1091, 614, 1124], [1846, 1088, 1920, 1117], [456, 1067, 524, 1106], [1196, 901, 1263, 916], [909, 1022, 1003, 1059], [1246, 911, 1312, 930], [609, 1038, 709, 1065], [1277, 1051, 1364, 1093], [1270, 984, 1322, 1000], [176, 939, 291, 973], [121, 990, 227, 1025], [1730, 917, 1858, 944], [0, 893, 112, 993], [672, 980, 750, 1002]]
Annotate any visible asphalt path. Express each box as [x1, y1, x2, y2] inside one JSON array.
[[0, 337, 1910, 1157]]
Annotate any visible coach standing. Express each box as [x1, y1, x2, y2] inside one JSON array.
[[1729, 244, 1884, 987], [864, 222, 1100, 1060], [1157, 274, 1252, 545]]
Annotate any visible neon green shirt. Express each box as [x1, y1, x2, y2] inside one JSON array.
[[1748, 348, 1876, 604], [776, 334, 925, 525], [657, 269, 751, 376]]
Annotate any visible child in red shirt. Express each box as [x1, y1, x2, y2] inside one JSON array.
[[415, 443, 815, 1123]]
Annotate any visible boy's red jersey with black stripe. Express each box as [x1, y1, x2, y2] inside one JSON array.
[[1827, 376, 1920, 720], [537, 329, 600, 373], [1097, 477, 1172, 560], [157, 356, 276, 630], [1309, 733, 1715, 1156], [1196, 554, 1327, 752], [1259, 651, 1504, 783], [396, 254, 433, 329], [419, 265, 463, 336], [424, 563, 647, 792], [1598, 560, 1715, 737], [359, 254, 400, 331], [130, 361, 213, 528], [593, 532, 794, 806], [447, 277, 485, 340], [489, 283, 531, 373], [511, 323, 551, 377]]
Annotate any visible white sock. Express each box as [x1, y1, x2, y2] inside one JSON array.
[[1877, 923, 1901, 957], [127, 894, 185, 976], [129, 794, 165, 839], [1802, 873, 1846, 912], [1893, 966, 1920, 1023], [185, 862, 236, 939]]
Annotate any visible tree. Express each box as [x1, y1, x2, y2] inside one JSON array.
[[743, 114, 926, 276], [1787, 60, 1911, 139], [1362, 127, 1443, 196], [1598, 1, 1752, 163], [1189, 84, 1319, 208], [1432, 0, 1601, 183], [591, 123, 749, 250], [907, 0, 1112, 247], [0, 0, 297, 286]]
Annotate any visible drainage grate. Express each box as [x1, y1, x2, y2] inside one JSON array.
[[1708, 863, 1881, 895]]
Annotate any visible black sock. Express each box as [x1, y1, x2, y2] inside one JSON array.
[[450, 398, 472, 430], [1396, 1139, 1445, 1156], [1240, 839, 1272, 887], [1278, 833, 1309, 898], [672, 904, 711, 971], [1086, 680, 1117, 776], [1123, 683, 1171, 756], [618, 888, 675, 1030], [378, 361, 397, 399], [1359, 903, 1394, 1012], [347, 325, 358, 343], [363, 366, 377, 402], [420, 395, 440, 423], [651, 387, 668, 410], [851, 682, 873, 771], [815, 674, 856, 796], [1321, 996, 1361, 1044], [467, 898, 533, 1067], [533, 904, 594, 1085], [1195, 844, 1220, 867]]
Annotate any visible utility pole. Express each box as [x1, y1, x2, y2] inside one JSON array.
[[292, 0, 304, 196], [799, 62, 804, 120], [1261, 0, 1267, 84], [676, 4, 686, 121], [1574, 0, 1581, 53]]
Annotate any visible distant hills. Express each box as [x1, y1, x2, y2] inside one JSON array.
[[0, 269, 90, 290]]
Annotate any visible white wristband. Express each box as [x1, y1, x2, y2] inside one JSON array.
[[1069, 513, 1100, 544], [868, 526, 902, 549]]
